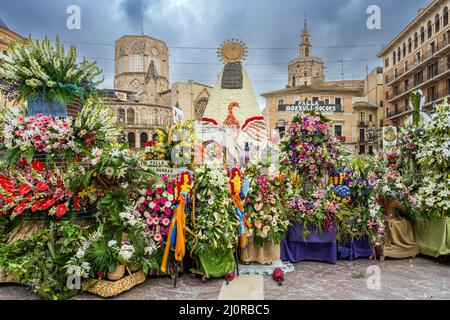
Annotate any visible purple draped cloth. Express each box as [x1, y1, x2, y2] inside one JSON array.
[[280, 222, 337, 264], [338, 237, 372, 260]]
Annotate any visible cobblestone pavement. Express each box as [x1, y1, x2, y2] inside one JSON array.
[[0, 256, 449, 300]]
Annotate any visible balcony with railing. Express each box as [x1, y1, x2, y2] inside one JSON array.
[[358, 121, 369, 127], [385, 37, 450, 85], [386, 59, 450, 102], [423, 88, 450, 108], [386, 103, 411, 120]]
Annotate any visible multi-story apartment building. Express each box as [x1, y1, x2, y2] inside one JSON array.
[[378, 0, 450, 126]]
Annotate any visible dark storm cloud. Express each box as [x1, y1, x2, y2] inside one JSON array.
[[119, 0, 154, 28], [0, 0, 432, 107]]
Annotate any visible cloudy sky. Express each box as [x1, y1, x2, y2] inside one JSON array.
[[0, 0, 431, 107]]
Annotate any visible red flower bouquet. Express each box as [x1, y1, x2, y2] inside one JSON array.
[[0, 160, 84, 219]]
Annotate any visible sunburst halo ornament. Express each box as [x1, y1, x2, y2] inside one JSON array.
[[218, 39, 248, 64]]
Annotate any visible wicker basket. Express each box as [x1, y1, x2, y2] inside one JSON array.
[[127, 264, 140, 273], [107, 265, 126, 281], [82, 271, 146, 298], [7, 220, 47, 244], [0, 269, 20, 284], [67, 96, 83, 118]]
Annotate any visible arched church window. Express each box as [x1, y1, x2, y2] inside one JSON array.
[[127, 108, 135, 124], [128, 132, 136, 149], [195, 98, 208, 119], [292, 76, 296, 87], [140, 132, 148, 148], [118, 108, 125, 123]]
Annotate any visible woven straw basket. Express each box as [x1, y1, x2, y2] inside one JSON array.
[[82, 270, 146, 298]]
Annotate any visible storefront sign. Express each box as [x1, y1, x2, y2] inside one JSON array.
[[278, 101, 342, 113], [148, 160, 182, 177]]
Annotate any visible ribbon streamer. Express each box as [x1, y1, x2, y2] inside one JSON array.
[[228, 167, 252, 249], [161, 171, 194, 274]]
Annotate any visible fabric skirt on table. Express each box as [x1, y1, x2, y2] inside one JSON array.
[[339, 237, 373, 260], [240, 241, 281, 264], [281, 222, 337, 264]]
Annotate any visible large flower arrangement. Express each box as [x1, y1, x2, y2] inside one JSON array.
[[343, 156, 385, 247], [287, 186, 349, 235], [135, 176, 176, 246], [190, 159, 238, 253], [281, 112, 341, 181], [169, 120, 198, 166], [1, 108, 75, 164], [244, 161, 289, 246], [0, 36, 102, 104], [281, 112, 347, 235], [68, 144, 155, 215], [144, 129, 169, 160], [0, 160, 86, 219], [73, 97, 121, 151], [0, 98, 122, 166], [67, 205, 159, 279], [144, 120, 198, 166], [415, 103, 450, 219], [376, 151, 417, 214]]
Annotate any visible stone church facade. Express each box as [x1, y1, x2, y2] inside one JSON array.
[[106, 35, 211, 149]]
